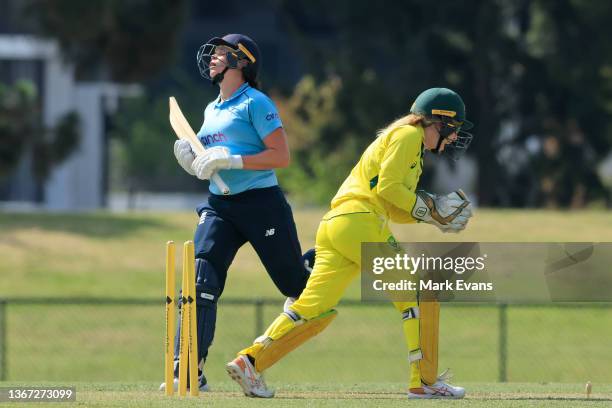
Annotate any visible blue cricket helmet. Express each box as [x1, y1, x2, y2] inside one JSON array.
[[197, 34, 261, 84]]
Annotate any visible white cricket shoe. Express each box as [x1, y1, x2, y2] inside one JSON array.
[[226, 355, 274, 398], [407, 369, 465, 399]]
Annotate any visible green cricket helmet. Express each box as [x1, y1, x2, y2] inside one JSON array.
[[410, 87, 474, 160], [410, 87, 473, 130]]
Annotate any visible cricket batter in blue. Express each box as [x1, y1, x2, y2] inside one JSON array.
[[161, 34, 314, 392]]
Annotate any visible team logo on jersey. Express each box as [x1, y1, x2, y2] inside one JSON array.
[[387, 235, 401, 251], [265, 112, 279, 121], [200, 132, 227, 146]]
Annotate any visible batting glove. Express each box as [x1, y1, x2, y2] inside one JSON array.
[[412, 190, 473, 233], [173, 140, 197, 176], [192, 146, 243, 181]]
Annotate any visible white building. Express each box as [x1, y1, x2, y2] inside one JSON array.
[[0, 35, 139, 210]]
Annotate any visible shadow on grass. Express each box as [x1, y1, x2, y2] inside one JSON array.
[[272, 393, 612, 401], [0, 212, 171, 238], [477, 397, 612, 402]]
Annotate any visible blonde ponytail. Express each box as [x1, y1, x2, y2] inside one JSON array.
[[376, 113, 426, 138]]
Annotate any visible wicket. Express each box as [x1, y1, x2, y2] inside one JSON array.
[[164, 241, 198, 397]]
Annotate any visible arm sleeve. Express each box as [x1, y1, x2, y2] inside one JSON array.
[[375, 127, 421, 214], [249, 95, 283, 140]]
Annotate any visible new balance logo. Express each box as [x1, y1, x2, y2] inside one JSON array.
[[265, 228, 275, 237], [200, 293, 215, 301], [199, 211, 207, 225]]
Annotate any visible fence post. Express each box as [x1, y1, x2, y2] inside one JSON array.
[[0, 299, 6, 381], [498, 303, 508, 382], [254, 299, 264, 339]]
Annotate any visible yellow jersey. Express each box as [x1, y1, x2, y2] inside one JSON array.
[[329, 125, 424, 223]]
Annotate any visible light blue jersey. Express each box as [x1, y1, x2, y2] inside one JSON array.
[[197, 83, 282, 195]]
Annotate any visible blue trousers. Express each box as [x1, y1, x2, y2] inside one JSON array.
[[174, 186, 310, 369]]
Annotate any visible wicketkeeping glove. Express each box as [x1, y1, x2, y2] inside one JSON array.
[[173, 140, 196, 176], [411, 189, 473, 233], [191, 146, 243, 181]]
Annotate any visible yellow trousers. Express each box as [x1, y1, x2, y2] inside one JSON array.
[[240, 204, 437, 388]]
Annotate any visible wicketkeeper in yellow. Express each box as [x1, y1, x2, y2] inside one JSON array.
[[226, 88, 475, 399]]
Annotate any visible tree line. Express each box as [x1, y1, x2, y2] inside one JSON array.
[[1, 0, 610, 207]]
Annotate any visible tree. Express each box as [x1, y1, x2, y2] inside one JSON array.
[[0, 80, 79, 181], [513, 0, 612, 206], [274, 75, 352, 203], [275, 0, 612, 206], [22, 0, 187, 81], [276, 0, 511, 203], [107, 72, 217, 199]]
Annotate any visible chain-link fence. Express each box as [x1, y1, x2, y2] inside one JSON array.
[[0, 298, 610, 384]]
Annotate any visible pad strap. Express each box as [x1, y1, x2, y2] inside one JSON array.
[[409, 348, 423, 363], [254, 310, 338, 372], [283, 309, 302, 323]]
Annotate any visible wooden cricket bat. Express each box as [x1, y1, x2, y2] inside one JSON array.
[[169, 96, 230, 195]]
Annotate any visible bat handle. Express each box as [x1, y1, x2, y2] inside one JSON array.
[[211, 173, 230, 195]]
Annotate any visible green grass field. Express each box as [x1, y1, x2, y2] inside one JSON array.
[[1, 209, 611, 406], [1, 381, 611, 407], [2, 208, 611, 298]]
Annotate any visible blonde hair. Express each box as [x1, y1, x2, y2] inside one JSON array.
[[376, 113, 427, 138]]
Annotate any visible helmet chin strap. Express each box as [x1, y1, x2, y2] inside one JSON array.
[[211, 66, 229, 85], [211, 50, 244, 86], [432, 133, 444, 154]]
